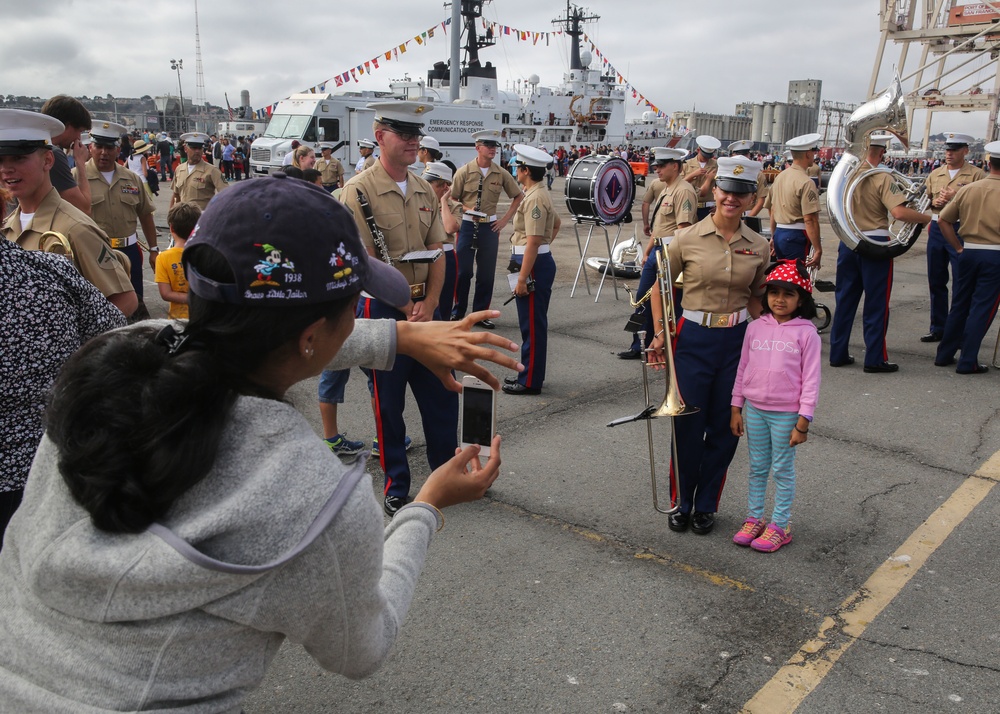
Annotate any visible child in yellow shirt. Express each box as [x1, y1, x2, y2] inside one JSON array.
[[155, 202, 201, 319]]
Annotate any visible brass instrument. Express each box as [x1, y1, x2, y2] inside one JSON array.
[[37, 230, 74, 261], [827, 75, 930, 260], [608, 246, 697, 515]]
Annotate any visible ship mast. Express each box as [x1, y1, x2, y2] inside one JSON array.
[[552, 1, 600, 71]]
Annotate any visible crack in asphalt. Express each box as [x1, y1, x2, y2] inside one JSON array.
[[486, 499, 824, 619], [972, 407, 1000, 461], [858, 637, 1000, 674]]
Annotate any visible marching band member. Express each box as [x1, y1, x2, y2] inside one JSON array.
[[727, 139, 767, 232], [921, 131, 984, 343], [0, 109, 136, 317], [422, 161, 463, 320], [450, 129, 524, 326], [828, 134, 931, 373], [170, 132, 227, 211], [933, 140, 1000, 374], [502, 145, 560, 396], [619, 147, 697, 360], [341, 102, 457, 516], [767, 133, 823, 267], [648, 156, 769, 535], [316, 142, 345, 192], [356, 138, 377, 175], [682, 135, 721, 220], [76, 120, 159, 319]]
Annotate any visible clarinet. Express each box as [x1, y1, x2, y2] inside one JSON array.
[[355, 188, 393, 265], [471, 172, 484, 253]]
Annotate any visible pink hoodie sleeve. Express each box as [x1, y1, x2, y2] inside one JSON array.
[[731, 322, 755, 409], [797, 327, 822, 419]]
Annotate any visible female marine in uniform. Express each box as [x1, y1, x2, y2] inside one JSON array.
[[648, 156, 770, 535], [423, 161, 463, 321], [503, 145, 561, 396]]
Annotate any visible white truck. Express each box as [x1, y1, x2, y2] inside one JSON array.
[[248, 82, 511, 178]]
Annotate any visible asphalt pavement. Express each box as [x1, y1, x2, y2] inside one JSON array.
[[144, 173, 1000, 713]]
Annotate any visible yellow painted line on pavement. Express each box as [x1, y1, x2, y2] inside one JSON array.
[[742, 451, 1000, 714]]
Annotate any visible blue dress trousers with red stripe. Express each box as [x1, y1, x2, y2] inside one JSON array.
[[935, 248, 1000, 371], [669, 318, 748, 514], [829, 242, 894, 368], [511, 252, 556, 390], [454, 220, 499, 318], [358, 297, 458, 500], [925, 219, 963, 334]]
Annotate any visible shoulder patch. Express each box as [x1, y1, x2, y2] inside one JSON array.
[[682, 198, 692, 213], [806, 190, 818, 203], [531, 205, 542, 220]]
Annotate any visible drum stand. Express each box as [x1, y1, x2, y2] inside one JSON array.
[[570, 217, 623, 302]]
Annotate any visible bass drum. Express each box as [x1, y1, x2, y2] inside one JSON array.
[[565, 155, 635, 225]]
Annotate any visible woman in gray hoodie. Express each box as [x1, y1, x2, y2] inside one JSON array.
[[0, 175, 519, 712]]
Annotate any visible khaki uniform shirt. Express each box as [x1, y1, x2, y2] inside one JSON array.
[[510, 183, 556, 247], [76, 160, 154, 240], [451, 161, 522, 216], [642, 178, 666, 209], [682, 157, 718, 208], [651, 178, 698, 240], [926, 163, 985, 212], [172, 160, 227, 210], [851, 162, 907, 232], [442, 197, 463, 246], [666, 215, 769, 313], [755, 172, 770, 202], [316, 157, 345, 187], [806, 164, 822, 179], [1, 187, 133, 299], [939, 174, 1000, 246], [342, 161, 447, 287], [362, 155, 376, 172], [768, 165, 820, 224]]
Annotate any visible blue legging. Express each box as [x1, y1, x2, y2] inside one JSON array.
[[744, 402, 799, 528]]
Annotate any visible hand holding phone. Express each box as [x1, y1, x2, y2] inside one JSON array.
[[460, 375, 497, 457]]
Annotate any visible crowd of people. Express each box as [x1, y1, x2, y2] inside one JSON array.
[[1, 90, 999, 710]]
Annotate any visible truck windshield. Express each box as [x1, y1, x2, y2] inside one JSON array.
[[263, 115, 311, 139]]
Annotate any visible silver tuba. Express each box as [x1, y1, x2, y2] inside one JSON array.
[[827, 75, 930, 260]]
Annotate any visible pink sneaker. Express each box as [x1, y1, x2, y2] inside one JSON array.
[[751, 523, 792, 553], [732, 517, 765, 546]]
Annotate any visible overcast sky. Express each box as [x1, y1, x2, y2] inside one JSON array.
[[3, 0, 995, 138]]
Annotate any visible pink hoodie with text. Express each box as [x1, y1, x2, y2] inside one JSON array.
[[731, 314, 821, 419]]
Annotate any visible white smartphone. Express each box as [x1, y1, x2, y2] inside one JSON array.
[[460, 375, 497, 456]]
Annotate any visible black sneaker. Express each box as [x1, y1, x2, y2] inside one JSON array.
[[383, 495, 412, 517], [478, 319, 496, 329]]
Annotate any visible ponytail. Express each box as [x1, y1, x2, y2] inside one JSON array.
[[47, 245, 355, 533]]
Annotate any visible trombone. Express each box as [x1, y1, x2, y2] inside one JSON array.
[[608, 245, 698, 515]]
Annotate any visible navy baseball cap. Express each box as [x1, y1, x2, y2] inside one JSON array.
[[184, 173, 410, 308]]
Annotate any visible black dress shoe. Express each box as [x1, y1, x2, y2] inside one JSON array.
[[829, 356, 855, 367], [617, 349, 642, 360], [863, 361, 899, 373], [503, 375, 519, 386], [934, 357, 956, 367], [691, 512, 715, 535], [863, 362, 899, 373], [478, 319, 496, 329], [502, 383, 541, 395], [668, 512, 689, 532], [957, 363, 989, 374], [920, 332, 943, 343]]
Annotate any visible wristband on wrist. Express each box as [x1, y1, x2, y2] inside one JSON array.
[[401, 502, 445, 532], [794, 425, 808, 434]]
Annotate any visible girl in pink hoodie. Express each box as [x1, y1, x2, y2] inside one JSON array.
[[730, 260, 821, 552]]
